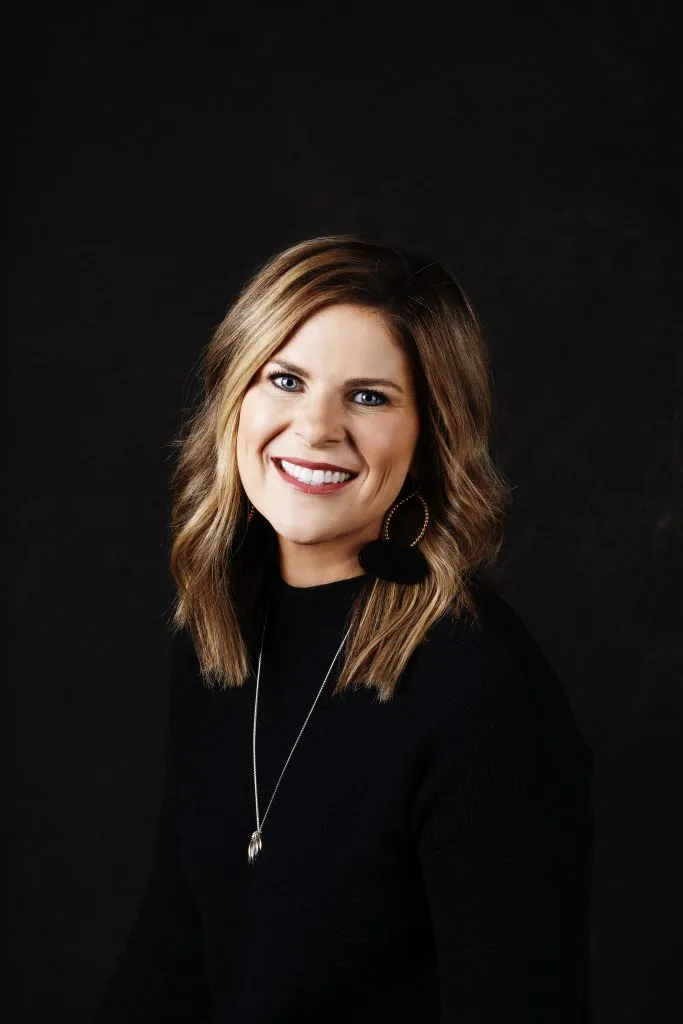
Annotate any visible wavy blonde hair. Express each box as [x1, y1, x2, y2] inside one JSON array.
[[169, 234, 512, 702]]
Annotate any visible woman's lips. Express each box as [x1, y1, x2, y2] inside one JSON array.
[[272, 458, 357, 494]]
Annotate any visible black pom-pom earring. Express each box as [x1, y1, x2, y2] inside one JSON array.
[[358, 485, 430, 584]]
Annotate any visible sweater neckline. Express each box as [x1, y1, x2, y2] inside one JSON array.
[[268, 567, 371, 615]]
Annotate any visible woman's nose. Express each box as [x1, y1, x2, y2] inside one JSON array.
[[293, 392, 346, 446]]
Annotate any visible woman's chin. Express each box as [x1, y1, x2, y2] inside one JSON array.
[[266, 515, 352, 548]]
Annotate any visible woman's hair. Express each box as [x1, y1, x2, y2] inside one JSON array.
[[169, 234, 512, 702]]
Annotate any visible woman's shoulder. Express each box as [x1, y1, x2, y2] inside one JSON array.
[[405, 579, 594, 808], [452, 580, 563, 697], [167, 625, 207, 715], [414, 578, 554, 696], [408, 579, 591, 764]]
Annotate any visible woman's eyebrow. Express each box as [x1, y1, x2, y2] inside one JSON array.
[[268, 359, 405, 394]]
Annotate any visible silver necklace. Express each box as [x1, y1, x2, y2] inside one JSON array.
[[248, 601, 354, 865]]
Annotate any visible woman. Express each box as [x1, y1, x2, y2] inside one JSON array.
[[94, 235, 594, 1022]]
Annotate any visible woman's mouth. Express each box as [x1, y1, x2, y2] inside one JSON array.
[[272, 458, 358, 494]]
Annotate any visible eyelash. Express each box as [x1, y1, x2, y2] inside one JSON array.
[[265, 371, 389, 407]]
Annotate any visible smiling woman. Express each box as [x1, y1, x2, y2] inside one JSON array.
[[94, 235, 594, 1023], [236, 302, 422, 587]]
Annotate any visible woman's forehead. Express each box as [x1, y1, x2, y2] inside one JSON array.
[[273, 306, 410, 375]]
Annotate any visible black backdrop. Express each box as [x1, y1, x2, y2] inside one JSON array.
[[7, 5, 682, 1022]]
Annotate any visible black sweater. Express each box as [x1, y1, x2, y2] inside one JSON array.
[[94, 571, 594, 1023]]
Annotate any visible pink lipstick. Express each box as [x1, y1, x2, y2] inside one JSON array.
[[272, 458, 357, 495]]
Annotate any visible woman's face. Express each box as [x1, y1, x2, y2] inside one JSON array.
[[236, 302, 421, 581]]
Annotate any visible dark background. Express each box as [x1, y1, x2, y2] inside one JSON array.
[[7, 4, 682, 1022]]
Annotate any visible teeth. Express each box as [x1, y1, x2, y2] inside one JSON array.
[[279, 459, 352, 485]]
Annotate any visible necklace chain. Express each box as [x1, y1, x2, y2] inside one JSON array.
[[248, 602, 354, 864]]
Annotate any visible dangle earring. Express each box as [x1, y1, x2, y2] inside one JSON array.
[[358, 482, 430, 584]]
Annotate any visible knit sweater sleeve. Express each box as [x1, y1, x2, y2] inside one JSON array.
[[93, 630, 214, 1023], [411, 615, 595, 1023]]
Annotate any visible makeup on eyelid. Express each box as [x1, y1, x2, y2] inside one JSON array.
[[265, 370, 389, 407], [266, 358, 404, 394]]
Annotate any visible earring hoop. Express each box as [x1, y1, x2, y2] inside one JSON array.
[[383, 489, 430, 545], [358, 486, 430, 583]]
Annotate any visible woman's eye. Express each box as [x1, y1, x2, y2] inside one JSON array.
[[266, 371, 387, 407], [353, 390, 386, 407], [268, 373, 299, 391]]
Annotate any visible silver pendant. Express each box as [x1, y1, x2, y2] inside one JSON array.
[[248, 829, 262, 865]]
